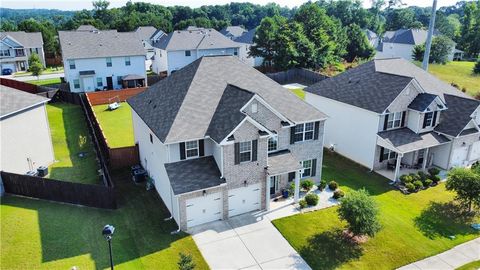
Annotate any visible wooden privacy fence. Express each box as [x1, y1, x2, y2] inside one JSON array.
[[265, 68, 328, 86], [1, 171, 116, 209], [0, 78, 38, 93], [108, 145, 140, 169], [86, 87, 147, 106]]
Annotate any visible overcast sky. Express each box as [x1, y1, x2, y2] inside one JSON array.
[[1, 0, 463, 11]]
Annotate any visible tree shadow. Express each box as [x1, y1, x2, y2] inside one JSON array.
[[299, 229, 363, 270], [414, 201, 477, 239]]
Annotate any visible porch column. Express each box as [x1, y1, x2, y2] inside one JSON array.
[[393, 153, 403, 182], [265, 174, 271, 211], [422, 148, 429, 171], [294, 170, 300, 203]]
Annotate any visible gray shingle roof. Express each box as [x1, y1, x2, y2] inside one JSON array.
[[59, 30, 145, 60], [378, 128, 450, 153], [234, 29, 256, 44], [76, 25, 98, 31], [0, 31, 43, 48], [435, 94, 480, 137], [0, 86, 49, 118], [153, 28, 241, 51], [206, 84, 254, 143], [128, 56, 327, 144], [267, 150, 302, 175], [165, 156, 225, 195], [135, 26, 157, 41], [408, 93, 438, 111], [382, 29, 438, 45], [220, 26, 247, 38], [305, 61, 414, 113]]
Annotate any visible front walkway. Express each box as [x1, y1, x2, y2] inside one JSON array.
[[397, 237, 480, 270]]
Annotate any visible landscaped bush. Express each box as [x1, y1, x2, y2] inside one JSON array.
[[428, 168, 440, 177], [299, 199, 307, 209], [424, 179, 433, 187], [405, 183, 416, 192], [300, 179, 314, 191], [431, 175, 441, 184], [289, 182, 295, 195], [304, 193, 319, 206], [333, 189, 345, 199], [417, 171, 428, 182], [413, 180, 424, 190], [328, 181, 338, 190], [409, 173, 421, 182], [318, 180, 327, 191], [400, 174, 413, 184]]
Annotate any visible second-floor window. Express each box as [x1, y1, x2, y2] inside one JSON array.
[[268, 136, 278, 152], [125, 56, 131, 66], [68, 60, 75, 69], [0, 50, 10, 57], [294, 122, 314, 143], [239, 141, 252, 162], [185, 140, 199, 158], [185, 50, 191, 57], [386, 112, 403, 129], [422, 111, 437, 128], [233, 48, 238, 56], [106, 57, 112, 67], [15, 49, 25, 57]]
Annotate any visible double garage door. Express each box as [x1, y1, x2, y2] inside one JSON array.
[[228, 183, 261, 217]]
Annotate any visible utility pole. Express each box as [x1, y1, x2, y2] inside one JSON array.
[[422, 0, 438, 71]]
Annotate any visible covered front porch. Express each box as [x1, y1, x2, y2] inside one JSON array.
[[375, 128, 450, 181]]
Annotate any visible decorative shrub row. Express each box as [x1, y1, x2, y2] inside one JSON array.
[[399, 168, 441, 193]]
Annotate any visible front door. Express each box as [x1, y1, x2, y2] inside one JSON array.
[[417, 149, 425, 165], [270, 176, 279, 195], [106, 76, 113, 89]]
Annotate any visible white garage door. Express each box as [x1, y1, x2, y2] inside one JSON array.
[[186, 191, 223, 228], [469, 141, 480, 161], [228, 183, 261, 217], [451, 146, 468, 167]]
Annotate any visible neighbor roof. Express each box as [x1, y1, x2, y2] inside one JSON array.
[[378, 128, 450, 153], [364, 29, 377, 40], [135, 26, 157, 41], [165, 156, 225, 195], [234, 29, 256, 44], [153, 28, 240, 51], [435, 94, 480, 137], [58, 29, 145, 60], [408, 93, 438, 111], [0, 86, 49, 119], [382, 29, 439, 45], [220, 26, 247, 38], [128, 56, 327, 144], [0, 31, 43, 48], [76, 25, 98, 31]]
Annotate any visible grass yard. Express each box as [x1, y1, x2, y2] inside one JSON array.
[[27, 77, 62, 86], [456, 260, 480, 270], [0, 170, 208, 270], [290, 88, 305, 100], [273, 151, 479, 270], [15, 66, 63, 77], [47, 103, 100, 184], [92, 102, 135, 148]]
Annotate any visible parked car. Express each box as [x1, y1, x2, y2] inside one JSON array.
[[2, 68, 13, 75]]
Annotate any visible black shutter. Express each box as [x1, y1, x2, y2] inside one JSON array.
[[379, 147, 384, 162], [432, 111, 438, 126], [401, 111, 406, 127], [199, 139, 205, 157], [383, 114, 389, 131], [422, 113, 428, 128], [288, 172, 295, 182], [311, 159, 317, 177], [179, 142, 186, 160], [313, 121, 320, 140], [234, 142, 240, 165], [290, 126, 296, 144], [252, 140, 258, 161]]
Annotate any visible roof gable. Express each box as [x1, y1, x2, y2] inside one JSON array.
[[0, 86, 49, 118], [435, 94, 480, 137], [154, 28, 240, 51], [0, 31, 43, 48]]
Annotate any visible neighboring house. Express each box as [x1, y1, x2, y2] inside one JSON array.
[[151, 27, 241, 75], [305, 58, 480, 181], [376, 29, 456, 61], [0, 86, 54, 174], [134, 26, 159, 70], [232, 28, 264, 67], [0, 31, 45, 72], [128, 56, 327, 230], [364, 29, 379, 48], [220, 26, 247, 40], [59, 26, 147, 92]]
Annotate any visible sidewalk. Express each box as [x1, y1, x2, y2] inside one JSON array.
[[397, 237, 480, 270]]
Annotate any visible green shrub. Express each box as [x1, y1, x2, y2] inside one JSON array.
[[333, 189, 345, 199], [428, 168, 440, 177], [417, 171, 428, 182], [413, 180, 423, 190], [431, 175, 441, 183], [405, 183, 416, 192], [299, 199, 307, 209], [409, 173, 421, 182], [424, 179, 433, 187], [288, 182, 295, 195], [300, 179, 314, 191], [400, 174, 412, 184], [328, 181, 338, 190], [178, 252, 195, 270], [304, 193, 319, 206], [473, 57, 480, 75], [318, 180, 327, 190]]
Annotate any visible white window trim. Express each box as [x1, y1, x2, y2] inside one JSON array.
[[185, 140, 199, 159], [106, 57, 112, 67], [73, 79, 80, 89], [424, 112, 434, 128], [251, 101, 258, 113], [268, 136, 278, 153], [125, 56, 131, 66], [387, 112, 403, 130], [239, 141, 252, 163], [294, 122, 315, 143], [300, 159, 313, 178]]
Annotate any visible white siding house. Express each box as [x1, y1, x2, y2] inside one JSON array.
[[0, 31, 45, 73]]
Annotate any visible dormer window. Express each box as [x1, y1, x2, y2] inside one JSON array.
[[185, 140, 199, 158], [422, 111, 438, 128]]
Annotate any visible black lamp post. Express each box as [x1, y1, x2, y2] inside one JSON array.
[[102, 224, 115, 270]]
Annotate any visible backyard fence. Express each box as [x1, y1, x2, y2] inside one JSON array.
[[1, 171, 117, 209], [86, 87, 147, 106], [264, 68, 328, 86], [0, 78, 38, 93], [147, 74, 165, 86]]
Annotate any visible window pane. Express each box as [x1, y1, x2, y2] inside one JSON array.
[[303, 160, 312, 168], [239, 141, 251, 152], [304, 131, 314, 140], [295, 124, 304, 133], [186, 149, 198, 158], [302, 168, 311, 177], [268, 137, 277, 152], [294, 133, 303, 142], [394, 120, 401, 128], [240, 152, 251, 162], [186, 140, 198, 150], [305, 122, 314, 131]]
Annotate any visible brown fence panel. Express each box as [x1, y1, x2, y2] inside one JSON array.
[[109, 145, 140, 169], [1, 171, 116, 209], [264, 68, 328, 86], [86, 88, 147, 106], [0, 78, 38, 93]]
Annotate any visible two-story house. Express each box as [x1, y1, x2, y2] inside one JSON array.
[[150, 27, 241, 75], [134, 26, 159, 70], [0, 31, 45, 73], [59, 27, 147, 92], [128, 56, 327, 230], [220, 26, 264, 67], [305, 58, 480, 181]]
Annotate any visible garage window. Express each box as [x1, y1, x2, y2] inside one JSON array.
[[239, 141, 252, 163], [185, 140, 199, 158], [73, 79, 80, 89]]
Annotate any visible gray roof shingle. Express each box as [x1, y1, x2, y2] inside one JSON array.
[[165, 156, 225, 195], [153, 28, 240, 51], [267, 150, 302, 175], [76, 25, 98, 31], [59, 30, 145, 60], [128, 56, 327, 144], [378, 128, 450, 153], [0, 31, 43, 48], [0, 86, 49, 118], [234, 29, 256, 44], [408, 93, 438, 111], [435, 94, 480, 137], [382, 29, 439, 45], [135, 26, 157, 41], [220, 26, 247, 38]]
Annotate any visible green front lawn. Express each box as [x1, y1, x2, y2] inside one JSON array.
[[15, 66, 64, 77], [273, 151, 479, 270], [27, 77, 62, 86], [92, 102, 135, 148], [47, 103, 100, 184], [456, 260, 480, 270], [0, 170, 208, 270]]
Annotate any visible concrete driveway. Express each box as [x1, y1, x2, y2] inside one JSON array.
[[190, 212, 311, 270]]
